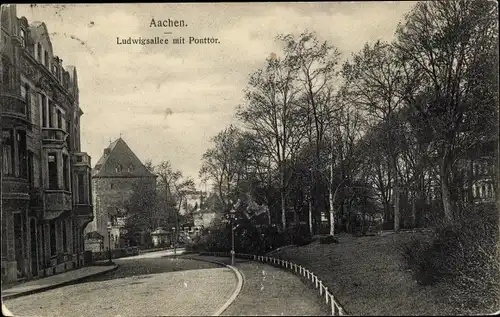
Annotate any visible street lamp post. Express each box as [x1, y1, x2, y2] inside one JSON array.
[[107, 221, 112, 264], [231, 224, 235, 266], [172, 227, 177, 256], [229, 203, 238, 266]]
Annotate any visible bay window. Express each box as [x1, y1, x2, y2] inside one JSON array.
[[2, 130, 14, 176], [48, 153, 58, 189], [17, 130, 27, 179]]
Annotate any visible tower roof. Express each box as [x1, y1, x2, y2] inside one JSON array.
[[92, 137, 156, 178]]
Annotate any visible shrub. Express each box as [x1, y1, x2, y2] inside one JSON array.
[[282, 224, 314, 247], [401, 203, 500, 313], [319, 235, 339, 244]]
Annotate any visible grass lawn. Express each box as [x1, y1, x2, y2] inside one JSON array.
[[272, 231, 460, 316]]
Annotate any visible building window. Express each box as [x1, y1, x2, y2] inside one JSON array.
[[20, 28, 26, 48], [476, 186, 480, 198], [110, 183, 114, 189], [27, 150, 34, 186], [21, 84, 26, 99], [2, 130, 14, 175], [50, 221, 56, 256], [17, 130, 27, 178], [78, 173, 85, 204], [20, 83, 31, 120], [63, 154, 69, 191], [48, 101, 54, 128], [115, 164, 122, 173], [37, 43, 42, 62], [57, 109, 62, 129], [128, 164, 134, 172], [48, 153, 58, 189], [44, 50, 49, 67], [40, 94, 46, 127], [1, 58, 10, 91]]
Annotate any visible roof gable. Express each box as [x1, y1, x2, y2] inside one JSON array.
[[92, 138, 156, 178]]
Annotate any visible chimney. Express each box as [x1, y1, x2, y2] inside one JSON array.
[[104, 148, 110, 157]]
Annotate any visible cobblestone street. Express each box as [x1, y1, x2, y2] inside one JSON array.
[[4, 257, 237, 317]]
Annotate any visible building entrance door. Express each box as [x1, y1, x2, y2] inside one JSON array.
[[30, 218, 38, 277]]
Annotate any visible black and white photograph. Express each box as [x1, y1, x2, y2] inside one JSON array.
[[1, 2, 499, 316]]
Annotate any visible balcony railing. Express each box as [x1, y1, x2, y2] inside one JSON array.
[[42, 128, 68, 143], [1, 94, 28, 120]]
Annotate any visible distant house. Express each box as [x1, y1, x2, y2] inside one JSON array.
[[84, 137, 156, 250], [150, 227, 169, 247]]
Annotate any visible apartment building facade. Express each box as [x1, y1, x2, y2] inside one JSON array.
[[1, 5, 93, 283]]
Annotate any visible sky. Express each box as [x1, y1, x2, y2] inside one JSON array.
[[16, 2, 417, 189]]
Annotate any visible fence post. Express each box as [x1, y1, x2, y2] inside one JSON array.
[[319, 280, 323, 295], [325, 288, 329, 304], [330, 296, 335, 316]]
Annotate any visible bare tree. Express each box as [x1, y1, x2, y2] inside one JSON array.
[[279, 31, 342, 234], [199, 125, 243, 211], [237, 52, 304, 231], [342, 41, 407, 231], [395, 0, 498, 222], [155, 161, 195, 252]]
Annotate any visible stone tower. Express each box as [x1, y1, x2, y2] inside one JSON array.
[[85, 137, 156, 250]]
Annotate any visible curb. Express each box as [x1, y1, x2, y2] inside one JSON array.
[[182, 256, 244, 316], [199, 252, 347, 316], [1, 264, 119, 301]]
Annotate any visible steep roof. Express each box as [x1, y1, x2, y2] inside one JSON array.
[[92, 137, 156, 178]]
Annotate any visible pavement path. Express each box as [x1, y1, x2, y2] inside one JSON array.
[[118, 248, 186, 260], [187, 255, 330, 316], [3, 257, 237, 317], [2, 265, 117, 299]]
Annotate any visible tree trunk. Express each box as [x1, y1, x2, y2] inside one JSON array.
[[280, 189, 286, 231], [393, 155, 400, 232], [329, 143, 335, 236], [308, 197, 313, 235], [394, 182, 400, 232], [440, 153, 454, 223], [267, 203, 272, 225], [468, 159, 474, 202], [309, 168, 314, 235], [329, 190, 335, 236], [412, 191, 417, 228]]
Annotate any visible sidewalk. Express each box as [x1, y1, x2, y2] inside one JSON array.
[[1, 264, 118, 300]]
